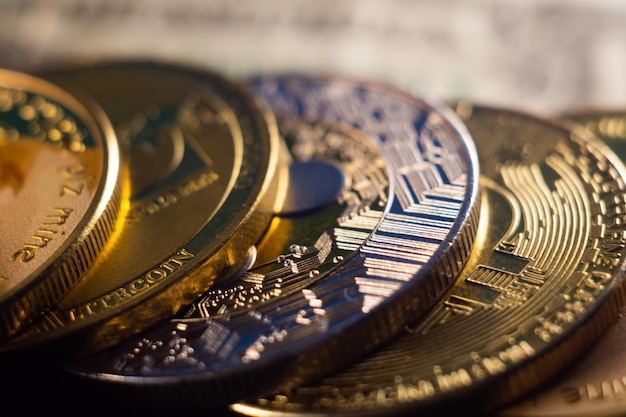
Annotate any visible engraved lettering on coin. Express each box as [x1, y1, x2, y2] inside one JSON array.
[[1, 88, 90, 275], [0, 69, 122, 340], [121, 93, 223, 223], [62, 249, 195, 323]]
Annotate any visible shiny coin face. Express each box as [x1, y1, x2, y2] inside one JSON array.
[[1, 61, 283, 359], [500, 110, 626, 417], [60, 74, 480, 408], [231, 104, 626, 417], [0, 69, 122, 340]]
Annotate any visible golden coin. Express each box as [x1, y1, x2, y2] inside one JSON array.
[[0, 69, 122, 340], [231, 103, 626, 417], [0, 61, 285, 361], [501, 109, 626, 417]]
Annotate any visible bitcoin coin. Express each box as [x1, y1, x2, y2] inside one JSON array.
[[0, 61, 284, 361], [55, 75, 480, 409], [230, 103, 626, 417], [501, 110, 626, 417], [0, 68, 122, 340]]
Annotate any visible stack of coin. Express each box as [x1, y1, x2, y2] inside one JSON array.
[[1, 60, 626, 417]]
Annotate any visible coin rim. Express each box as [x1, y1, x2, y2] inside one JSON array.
[[0, 68, 123, 340]]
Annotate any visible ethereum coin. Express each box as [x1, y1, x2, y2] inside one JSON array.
[[231, 103, 626, 417], [0, 68, 122, 340], [0, 61, 284, 361], [55, 75, 480, 409]]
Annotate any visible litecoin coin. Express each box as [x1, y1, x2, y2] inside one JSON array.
[[56, 75, 480, 409], [0, 68, 122, 340], [0, 61, 284, 361], [500, 110, 626, 417], [231, 103, 626, 417]]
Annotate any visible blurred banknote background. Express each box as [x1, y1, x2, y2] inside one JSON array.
[[1, 0, 625, 115]]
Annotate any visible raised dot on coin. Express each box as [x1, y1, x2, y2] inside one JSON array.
[[279, 160, 345, 216]]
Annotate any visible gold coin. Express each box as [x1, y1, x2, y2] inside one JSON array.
[[0, 61, 285, 360], [231, 103, 626, 416], [501, 109, 626, 417], [0, 69, 122, 340]]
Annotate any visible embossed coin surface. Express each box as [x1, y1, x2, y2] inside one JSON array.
[[500, 110, 626, 417], [0, 68, 122, 340], [0, 61, 283, 360], [59, 76, 480, 408], [231, 104, 626, 417]]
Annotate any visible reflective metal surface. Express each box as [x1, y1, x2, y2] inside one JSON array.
[[500, 110, 626, 417], [0, 68, 122, 339]]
